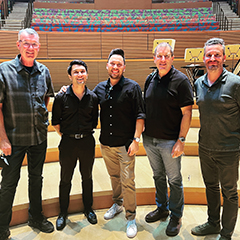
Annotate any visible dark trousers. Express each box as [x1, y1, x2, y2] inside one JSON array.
[[58, 135, 95, 214], [0, 141, 47, 231], [199, 147, 239, 239]]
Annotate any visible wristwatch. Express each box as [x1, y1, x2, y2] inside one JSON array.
[[178, 137, 185, 143], [133, 137, 140, 143]]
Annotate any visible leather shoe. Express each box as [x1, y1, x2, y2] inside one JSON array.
[[56, 213, 67, 231], [145, 207, 169, 223], [84, 209, 97, 225], [166, 215, 182, 237]]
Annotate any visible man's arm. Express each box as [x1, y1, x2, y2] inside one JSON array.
[[53, 124, 62, 137], [128, 118, 145, 156], [45, 96, 50, 107], [171, 105, 192, 158], [0, 103, 11, 155]]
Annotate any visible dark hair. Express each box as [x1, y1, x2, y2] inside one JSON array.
[[108, 48, 125, 64], [204, 38, 225, 55], [67, 60, 88, 75]]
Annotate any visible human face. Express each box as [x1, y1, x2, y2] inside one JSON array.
[[154, 45, 174, 77], [106, 54, 126, 82], [17, 31, 40, 66], [204, 44, 226, 72], [69, 64, 88, 86]]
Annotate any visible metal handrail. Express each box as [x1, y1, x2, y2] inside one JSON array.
[[22, 0, 33, 28], [215, 2, 233, 31]]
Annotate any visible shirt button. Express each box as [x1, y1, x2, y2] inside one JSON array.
[[110, 106, 112, 108], [208, 89, 210, 92], [110, 97, 112, 99], [110, 124, 112, 126], [110, 115, 112, 117], [110, 132, 112, 135]]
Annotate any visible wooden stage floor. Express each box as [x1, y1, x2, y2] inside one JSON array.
[[9, 205, 240, 240]]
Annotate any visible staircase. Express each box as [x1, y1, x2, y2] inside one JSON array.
[[214, 1, 240, 30], [1, 2, 28, 31]]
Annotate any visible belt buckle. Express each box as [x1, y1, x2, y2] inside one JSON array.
[[75, 134, 83, 139]]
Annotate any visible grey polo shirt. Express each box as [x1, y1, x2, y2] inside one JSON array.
[[0, 55, 54, 146], [195, 68, 240, 151]]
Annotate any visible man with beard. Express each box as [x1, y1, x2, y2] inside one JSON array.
[[191, 38, 239, 240], [52, 60, 98, 229], [93, 48, 145, 238]]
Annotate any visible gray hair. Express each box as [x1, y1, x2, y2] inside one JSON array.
[[204, 38, 225, 55], [18, 28, 39, 41], [154, 42, 174, 56]]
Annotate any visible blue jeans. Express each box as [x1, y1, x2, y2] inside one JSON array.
[[0, 141, 47, 231], [199, 147, 239, 239], [143, 134, 184, 218]]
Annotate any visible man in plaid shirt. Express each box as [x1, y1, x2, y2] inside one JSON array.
[[0, 28, 54, 240]]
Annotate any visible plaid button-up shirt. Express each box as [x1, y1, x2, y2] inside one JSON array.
[[0, 55, 54, 146]]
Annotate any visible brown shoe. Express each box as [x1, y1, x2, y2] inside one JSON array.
[[145, 207, 169, 223]]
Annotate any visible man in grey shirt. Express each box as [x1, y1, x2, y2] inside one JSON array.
[[191, 38, 239, 240]]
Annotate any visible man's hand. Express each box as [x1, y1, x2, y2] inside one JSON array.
[[128, 140, 139, 156], [171, 140, 184, 158], [59, 85, 69, 93], [0, 139, 12, 156]]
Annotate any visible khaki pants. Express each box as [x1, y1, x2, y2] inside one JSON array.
[[101, 144, 136, 220]]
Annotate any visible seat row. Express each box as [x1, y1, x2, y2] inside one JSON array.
[[31, 7, 219, 32]]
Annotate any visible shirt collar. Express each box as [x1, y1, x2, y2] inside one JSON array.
[[67, 84, 89, 96], [156, 66, 174, 81], [106, 76, 125, 90], [15, 54, 39, 74], [202, 68, 227, 86]]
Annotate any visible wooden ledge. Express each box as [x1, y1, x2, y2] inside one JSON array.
[[21, 143, 199, 165]]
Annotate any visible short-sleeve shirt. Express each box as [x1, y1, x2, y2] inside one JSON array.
[[195, 68, 240, 151], [51, 85, 98, 134], [0, 54, 54, 146], [144, 66, 194, 140], [93, 76, 145, 147]]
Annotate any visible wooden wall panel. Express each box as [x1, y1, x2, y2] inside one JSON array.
[[0, 31, 19, 58], [33, 1, 211, 10], [46, 32, 102, 59], [122, 33, 151, 59], [94, 0, 152, 10], [33, 2, 95, 9], [101, 33, 123, 59], [152, 1, 212, 9], [1, 30, 240, 91]]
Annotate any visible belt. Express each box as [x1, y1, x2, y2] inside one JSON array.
[[65, 133, 92, 139]]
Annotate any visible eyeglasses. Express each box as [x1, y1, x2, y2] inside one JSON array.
[[105, 86, 113, 100], [19, 40, 39, 49]]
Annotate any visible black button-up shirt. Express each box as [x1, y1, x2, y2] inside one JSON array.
[[51, 85, 98, 134], [93, 76, 145, 147]]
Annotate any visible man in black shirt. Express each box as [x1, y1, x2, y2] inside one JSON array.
[[143, 43, 193, 236], [93, 49, 145, 238], [52, 60, 98, 230]]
